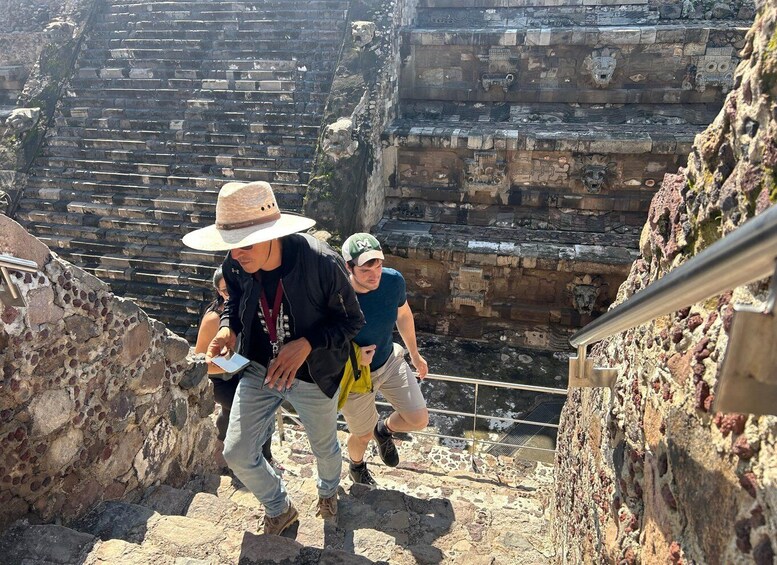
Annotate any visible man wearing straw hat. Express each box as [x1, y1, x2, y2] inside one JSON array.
[[183, 181, 364, 536]]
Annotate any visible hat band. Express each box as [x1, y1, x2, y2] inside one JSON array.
[[216, 210, 282, 231]]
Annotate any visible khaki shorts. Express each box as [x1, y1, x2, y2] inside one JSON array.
[[340, 343, 427, 437]]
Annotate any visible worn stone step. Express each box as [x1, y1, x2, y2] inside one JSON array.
[[386, 118, 694, 153], [400, 100, 722, 126], [0, 521, 97, 565], [417, 0, 701, 8], [82, 44, 340, 62], [49, 127, 318, 156], [417, 4, 660, 27], [38, 145, 313, 172], [56, 105, 323, 125], [38, 147, 313, 174], [60, 94, 322, 115], [39, 156, 309, 184], [376, 220, 638, 266], [62, 86, 302, 104], [53, 116, 320, 138]]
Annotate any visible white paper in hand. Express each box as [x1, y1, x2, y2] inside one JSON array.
[[211, 352, 250, 374]]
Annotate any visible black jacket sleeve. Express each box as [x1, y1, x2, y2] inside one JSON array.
[[219, 254, 244, 335], [302, 245, 365, 351]]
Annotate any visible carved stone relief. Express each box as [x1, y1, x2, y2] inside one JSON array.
[[450, 266, 491, 313], [567, 275, 604, 315], [322, 117, 358, 161], [351, 21, 376, 48], [584, 48, 618, 88], [481, 73, 516, 93], [399, 163, 451, 186], [44, 18, 76, 43], [3, 107, 40, 136], [465, 152, 507, 185], [694, 47, 737, 93], [531, 157, 570, 186], [577, 154, 616, 194], [393, 201, 426, 220]]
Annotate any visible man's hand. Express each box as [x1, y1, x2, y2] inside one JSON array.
[[205, 327, 237, 367], [358, 344, 376, 367], [410, 353, 428, 380], [265, 337, 312, 390]]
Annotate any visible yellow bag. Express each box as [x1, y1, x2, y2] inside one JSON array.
[[337, 342, 372, 410]]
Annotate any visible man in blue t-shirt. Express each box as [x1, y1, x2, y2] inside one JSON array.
[[341, 233, 429, 486]]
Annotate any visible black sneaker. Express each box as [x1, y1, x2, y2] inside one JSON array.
[[349, 462, 377, 487], [373, 421, 399, 467]]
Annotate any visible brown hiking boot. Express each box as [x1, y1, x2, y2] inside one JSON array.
[[263, 502, 299, 536], [316, 494, 337, 522]]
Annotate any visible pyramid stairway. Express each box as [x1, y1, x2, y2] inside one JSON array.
[[14, 0, 349, 337], [0, 428, 555, 564], [373, 0, 751, 346]]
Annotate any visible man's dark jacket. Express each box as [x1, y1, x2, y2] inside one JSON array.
[[220, 233, 365, 398]]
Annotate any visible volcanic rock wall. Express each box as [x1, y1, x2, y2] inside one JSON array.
[[0, 214, 217, 532], [553, 1, 777, 563]]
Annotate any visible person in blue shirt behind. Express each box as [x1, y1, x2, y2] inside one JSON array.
[[340, 233, 429, 486]]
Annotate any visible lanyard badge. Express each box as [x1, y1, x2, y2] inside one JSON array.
[[258, 279, 290, 359]]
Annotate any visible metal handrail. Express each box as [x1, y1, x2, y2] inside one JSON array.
[[0, 254, 39, 307], [570, 204, 777, 348], [280, 371, 568, 458]]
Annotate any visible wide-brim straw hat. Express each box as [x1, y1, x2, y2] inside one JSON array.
[[182, 181, 316, 251]]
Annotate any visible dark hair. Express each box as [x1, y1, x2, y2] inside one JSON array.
[[205, 267, 225, 314]]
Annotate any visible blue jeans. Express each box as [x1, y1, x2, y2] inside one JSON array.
[[223, 362, 341, 518]]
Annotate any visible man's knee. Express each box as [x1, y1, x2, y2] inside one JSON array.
[[400, 408, 428, 430], [351, 432, 372, 447]]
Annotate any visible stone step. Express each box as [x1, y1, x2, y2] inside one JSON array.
[[79, 57, 305, 72], [386, 119, 694, 153], [70, 76, 298, 93], [75, 65, 312, 82], [38, 145, 313, 172], [54, 114, 321, 135], [57, 103, 323, 123], [376, 219, 638, 266], [417, 0, 727, 9], [417, 4, 660, 27], [94, 29, 343, 46], [400, 100, 721, 126], [95, 15, 348, 32], [402, 23, 748, 104], [60, 89, 329, 110], [58, 96, 309, 115], [23, 172, 306, 203], [42, 136, 314, 162], [49, 127, 318, 154], [81, 45, 341, 62], [61, 86, 311, 104], [417, 4, 752, 25]]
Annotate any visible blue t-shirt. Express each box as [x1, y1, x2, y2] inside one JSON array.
[[353, 268, 406, 370]]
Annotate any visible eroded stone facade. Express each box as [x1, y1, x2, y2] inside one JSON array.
[[0, 215, 217, 531], [368, 0, 753, 348], [553, 0, 777, 561]]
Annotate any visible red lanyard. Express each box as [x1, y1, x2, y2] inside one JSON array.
[[259, 278, 284, 346]]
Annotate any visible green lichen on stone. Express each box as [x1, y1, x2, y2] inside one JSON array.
[[693, 212, 723, 253], [761, 26, 777, 93]]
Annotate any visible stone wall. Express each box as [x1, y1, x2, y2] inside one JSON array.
[[305, 0, 418, 238], [0, 0, 95, 214], [553, 1, 777, 563], [0, 215, 217, 532]]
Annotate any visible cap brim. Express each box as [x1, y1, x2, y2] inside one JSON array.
[[183, 213, 316, 251], [354, 249, 385, 266]]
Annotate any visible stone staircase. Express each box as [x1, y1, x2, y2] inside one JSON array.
[[0, 428, 555, 564], [376, 0, 751, 348], [14, 0, 349, 337]]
